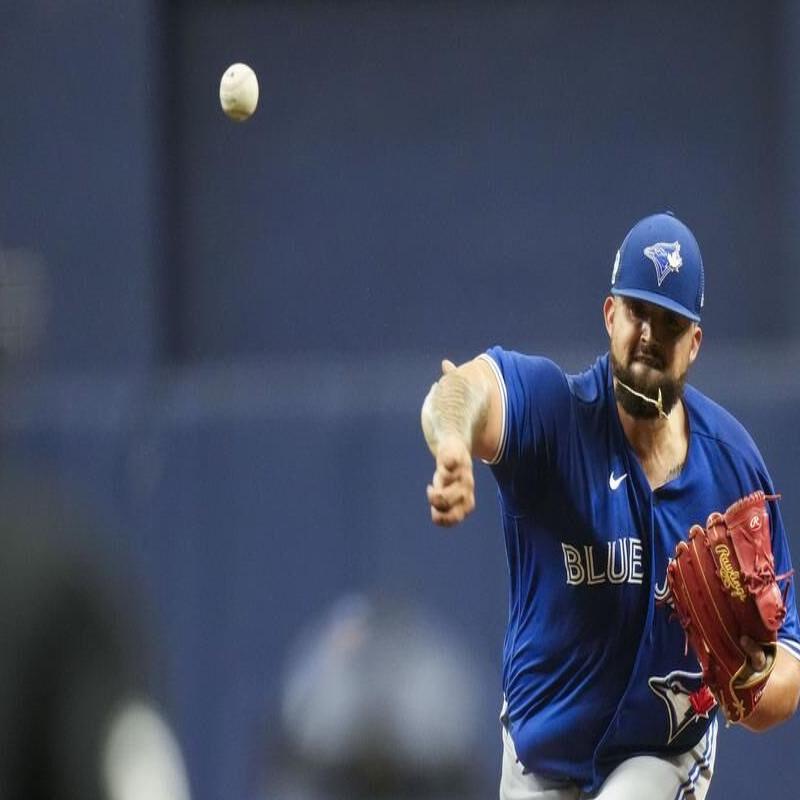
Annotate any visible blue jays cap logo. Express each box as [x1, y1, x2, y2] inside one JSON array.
[[643, 241, 683, 286]]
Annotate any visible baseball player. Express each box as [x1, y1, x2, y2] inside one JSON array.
[[421, 212, 800, 799]]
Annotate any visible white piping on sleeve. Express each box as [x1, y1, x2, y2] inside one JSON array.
[[477, 353, 507, 465], [777, 637, 800, 662]]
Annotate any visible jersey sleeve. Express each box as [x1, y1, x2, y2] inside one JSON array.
[[480, 347, 572, 509], [768, 495, 800, 661]]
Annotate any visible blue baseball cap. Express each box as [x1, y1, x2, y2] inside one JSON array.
[[610, 212, 705, 322]]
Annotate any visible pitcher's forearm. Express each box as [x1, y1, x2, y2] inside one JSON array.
[[741, 647, 800, 731], [421, 370, 490, 456]]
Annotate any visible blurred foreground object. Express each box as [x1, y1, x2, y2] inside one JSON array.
[[268, 592, 485, 800], [0, 476, 190, 800]]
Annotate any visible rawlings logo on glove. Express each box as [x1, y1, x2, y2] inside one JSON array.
[[715, 545, 747, 601], [666, 491, 792, 723]]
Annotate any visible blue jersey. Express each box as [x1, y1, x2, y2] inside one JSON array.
[[481, 348, 800, 793]]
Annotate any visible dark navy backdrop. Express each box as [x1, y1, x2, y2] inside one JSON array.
[[2, 2, 800, 799]]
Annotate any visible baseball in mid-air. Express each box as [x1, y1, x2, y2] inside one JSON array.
[[219, 63, 259, 121]]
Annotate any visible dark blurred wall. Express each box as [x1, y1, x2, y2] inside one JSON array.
[[2, 3, 800, 800], [0, 2, 159, 367], [172, 1, 792, 359]]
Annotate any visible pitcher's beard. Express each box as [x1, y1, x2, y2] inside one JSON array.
[[611, 352, 686, 419]]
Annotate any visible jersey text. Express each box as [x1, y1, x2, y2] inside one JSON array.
[[561, 538, 643, 586]]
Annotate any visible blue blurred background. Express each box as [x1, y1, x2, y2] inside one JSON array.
[[2, 1, 800, 798]]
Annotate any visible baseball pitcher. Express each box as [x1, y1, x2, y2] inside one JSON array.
[[421, 212, 800, 799]]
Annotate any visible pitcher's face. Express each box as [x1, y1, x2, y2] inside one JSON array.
[[604, 296, 702, 418]]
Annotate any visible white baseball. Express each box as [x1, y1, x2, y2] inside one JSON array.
[[219, 63, 259, 121]]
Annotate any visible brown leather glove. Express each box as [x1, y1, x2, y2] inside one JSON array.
[[666, 491, 791, 722]]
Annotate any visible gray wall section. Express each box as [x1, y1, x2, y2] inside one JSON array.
[[2, 2, 800, 800]]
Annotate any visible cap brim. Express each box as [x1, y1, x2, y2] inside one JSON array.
[[611, 287, 700, 322]]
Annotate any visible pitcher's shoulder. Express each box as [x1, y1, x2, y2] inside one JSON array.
[[685, 384, 761, 462], [566, 353, 610, 406]]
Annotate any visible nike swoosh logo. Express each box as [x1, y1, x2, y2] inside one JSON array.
[[609, 471, 628, 491]]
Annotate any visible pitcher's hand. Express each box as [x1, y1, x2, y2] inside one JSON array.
[[426, 435, 475, 527]]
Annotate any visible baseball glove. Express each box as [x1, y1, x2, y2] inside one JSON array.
[[666, 490, 791, 722]]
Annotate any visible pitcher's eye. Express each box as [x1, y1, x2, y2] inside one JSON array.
[[665, 314, 689, 337], [627, 300, 645, 320]]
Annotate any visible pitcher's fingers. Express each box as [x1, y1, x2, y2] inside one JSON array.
[[439, 452, 465, 472], [427, 483, 464, 512], [431, 469, 448, 490], [437, 465, 469, 487], [427, 484, 449, 512], [431, 505, 465, 527], [740, 636, 768, 672], [433, 463, 469, 488]]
